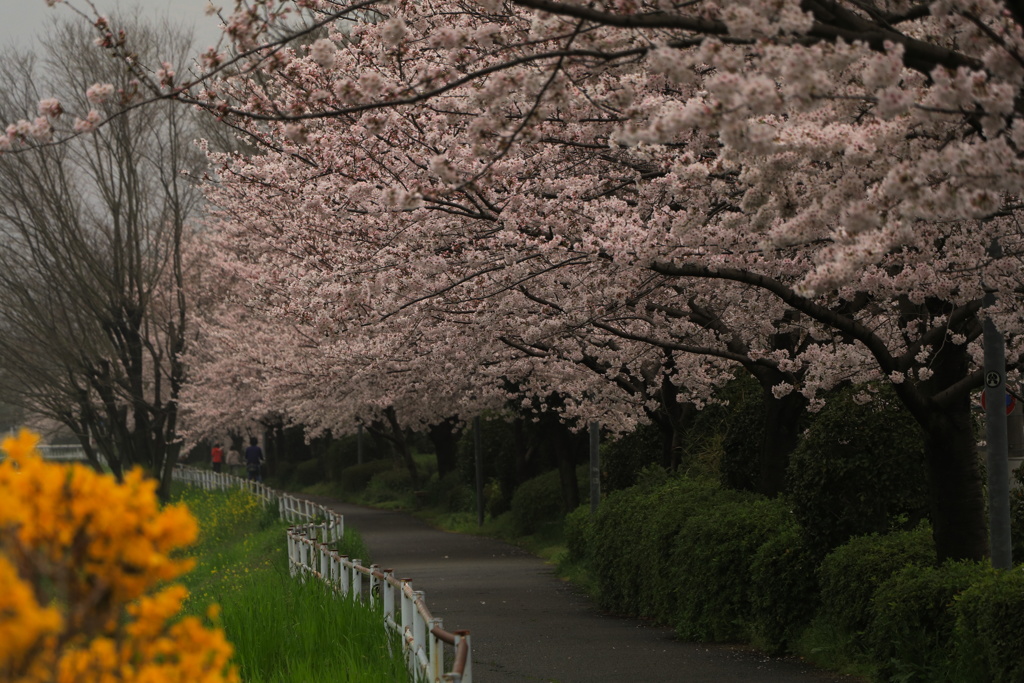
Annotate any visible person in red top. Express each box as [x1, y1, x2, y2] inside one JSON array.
[[211, 443, 224, 473]]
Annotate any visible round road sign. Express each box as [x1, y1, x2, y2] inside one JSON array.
[[981, 391, 1017, 415]]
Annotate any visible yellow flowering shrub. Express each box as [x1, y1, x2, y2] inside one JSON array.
[[0, 429, 239, 683]]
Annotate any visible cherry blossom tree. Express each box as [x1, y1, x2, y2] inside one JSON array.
[[30, 0, 1024, 561]]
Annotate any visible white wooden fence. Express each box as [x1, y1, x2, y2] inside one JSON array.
[[172, 465, 472, 683], [1, 442, 103, 465]]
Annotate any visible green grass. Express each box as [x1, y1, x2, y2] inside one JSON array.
[[171, 485, 409, 683]]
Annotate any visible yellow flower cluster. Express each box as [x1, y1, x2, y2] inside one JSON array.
[[0, 429, 239, 683]]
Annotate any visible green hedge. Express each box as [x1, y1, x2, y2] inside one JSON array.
[[588, 473, 732, 620], [817, 523, 936, 650], [786, 384, 929, 556], [364, 467, 415, 503], [567, 471, 1024, 681], [601, 422, 663, 492], [670, 494, 795, 641], [583, 472, 794, 641], [748, 525, 822, 654], [953, 568, 1024, 682], [338, 460, 394, 493], [508, 466, 587, 535], [423, 471, 476, 513], [866, 560, 988, 682], [563, 504, 593, 565]]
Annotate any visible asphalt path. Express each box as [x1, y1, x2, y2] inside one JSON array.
[[303, 495, 862, 683]]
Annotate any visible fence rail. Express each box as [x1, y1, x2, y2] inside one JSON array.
[[1, 443, 101, 464], [172, 465, 471, 683]]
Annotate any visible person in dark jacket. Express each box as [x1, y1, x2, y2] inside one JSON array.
[[244, 437, 264, 482]]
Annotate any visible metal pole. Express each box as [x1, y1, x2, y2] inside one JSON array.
[[474, 416, 484, 527], [589, 421, 600, 513], [357, 423, 364, 465], [984, 298, 1012, 570]]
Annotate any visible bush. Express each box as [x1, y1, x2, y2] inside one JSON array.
[[582, 470, 795, 642], [1009, 464, 1024, 561], [509, 470, 562, 535], [338, 460, 394, 494], [293, 457, 327, 487], [563, 504, 594, 565], [816, 523, 936, 651], [509, 466, 587, 535], [749, 524, 822, 654], [455, 415, 523, 516], [0, 429, 237, 683], [718, 376, 768, 492], [423, 471, 476, 513], [601, 422, 663, 492], [677, 374, 761, 488], [670, 494, 795, 641], [865, 560, 988, 682], [787, 383, 929, 556], [953, 567, 1024, 683], [586, 468, 676, 615], [322, 435, 361, 480], [364, 467, 415, 503]]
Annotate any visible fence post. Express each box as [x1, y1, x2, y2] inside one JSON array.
[[369, 564, 381, 608], [287, 530, 297, 578], [400, 579, 413, 669], [458, 632, 472, 683], [352, 559, 363, 601], [429, 617, 444, 682], [302, 528, 313, 578], [413, 591, 427, 671], [382, 570, 395, 627], [340, 556, 350, 596], [319, 544, 329, 580], [330, 551, 340, 590]]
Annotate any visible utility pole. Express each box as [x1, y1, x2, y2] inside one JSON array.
[[984, 285, 1013, 569], [589, 421, 600, 513]]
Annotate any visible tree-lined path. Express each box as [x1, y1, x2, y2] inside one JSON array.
[[305, 495, 859, 683]]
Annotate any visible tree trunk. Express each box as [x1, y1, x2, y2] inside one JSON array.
[[552, 426, 581, 513], [921, 404, 988, 562], [891, 322, 988, 563], [158, 441, 181, 502], [428, 417, 461, 478], [652, 398, 693, 471], [384, 408, 419, 488], [758, 387, 807, 498]]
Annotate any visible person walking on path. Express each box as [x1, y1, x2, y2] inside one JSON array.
[[244, 437, 264, 482], [210, 443, 224, 473], [225, 445, 243, 477]]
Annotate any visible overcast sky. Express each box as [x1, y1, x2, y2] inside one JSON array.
[[1, 0, 225, 52]]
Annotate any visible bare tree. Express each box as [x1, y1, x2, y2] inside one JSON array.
[[0, 18, 206, 498]]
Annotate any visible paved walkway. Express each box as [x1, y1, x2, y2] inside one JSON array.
[[304, 495, 861, 683]]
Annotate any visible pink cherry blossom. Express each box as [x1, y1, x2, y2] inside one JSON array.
[[85, 82, 115, 105]]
